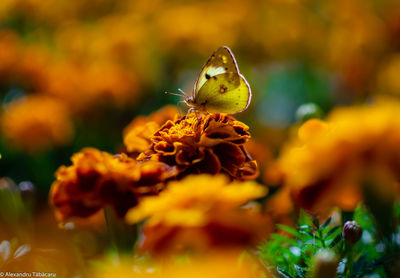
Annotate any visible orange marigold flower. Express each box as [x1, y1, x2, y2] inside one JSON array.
[[15, 45, 50, 90], [276, 99, 400, 215], [0, 30, 19, 81], [44, 62, 138, 113], [123, 105, 179, 155], [137, 112, 258, 180], [1, 96, 74, 153], [126, 174, 271, 256], [50, 148, 176, 221], [91, 251, 270, 278]]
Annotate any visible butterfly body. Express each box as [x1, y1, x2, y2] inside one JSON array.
[[184, 46, 251, 114]]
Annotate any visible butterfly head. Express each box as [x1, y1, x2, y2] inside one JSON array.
[[184, 96, 195, 107], [184, 96, 206, 113]]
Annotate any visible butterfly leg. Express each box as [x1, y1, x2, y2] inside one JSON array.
[[177, 101, 190, 115]]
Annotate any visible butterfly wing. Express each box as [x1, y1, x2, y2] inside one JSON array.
[[193, 46, 239, 97], [194, 72, 251, 114]]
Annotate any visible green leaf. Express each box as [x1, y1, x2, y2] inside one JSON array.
[[313, 236, 323, 243], [321, 217, 332, 230], [312, 217, 320, 229], [277, 267, 295, 278], [294, 265, 306, 278], [277, 224, 301, 237], [299, 230, 314, 238], [299, 210, 314, 226], [298, 225, 315, 231], [270, 234, 298, 246], [329, 234, 342, 248], [324, 226, 340, 239]]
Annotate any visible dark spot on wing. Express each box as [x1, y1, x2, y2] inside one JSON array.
[[212, 76, 217, 80], [219, 85, 228, 94], [201, 100, 208, 106], [205, 74, 210, 79]]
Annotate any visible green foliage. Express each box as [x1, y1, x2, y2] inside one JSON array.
[[258, 205, 400, 278], [259, 210, 341, 278], [0, 180, 34, 240]]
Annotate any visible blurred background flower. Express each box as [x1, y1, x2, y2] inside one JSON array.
[[274, 99, 400, 216], [126, 174, 271, 257], [1, 96, 74, 153], [90, 251, 269, 278]]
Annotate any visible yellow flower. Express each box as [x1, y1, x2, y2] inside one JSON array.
[[126, 174, 270, 256], [276, 99, 400, 215], [1, 96, 74, 153], [137, 112, 258, 180], [50, 148, 176, 221], [90, 252, 270, 278]]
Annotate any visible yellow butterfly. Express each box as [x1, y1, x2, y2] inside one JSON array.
[[169, 46, 252, 114]]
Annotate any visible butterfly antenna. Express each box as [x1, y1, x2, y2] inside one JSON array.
[[177, 88, 189, 97], [164, 91, 186, 97]]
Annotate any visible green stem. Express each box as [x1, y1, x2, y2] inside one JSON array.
[[317, 228, 326, 248], [104, 207, 138, 255], [343, 242, 354, 278], [312, 216, 326, 248]]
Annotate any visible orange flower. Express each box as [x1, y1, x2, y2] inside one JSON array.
[[376, 54, 400, 96], [1, 96, 74, 153], [14, 45, 50, 91], [137, 113, 258, 180], [123, 105, 180, 155], [50, 148, 176, 221], [43, 61, 138, 113], [0, 30, 139, 114], [126, 174, 270, 256], [90, 251, 270, 278], [0, 30, 19, 82], [154, 0, 250, 54], [276, 99, 400, 215]]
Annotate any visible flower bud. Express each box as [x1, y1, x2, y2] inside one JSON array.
[[342, 221, 362, 244], [308, 249, 339, 278]]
